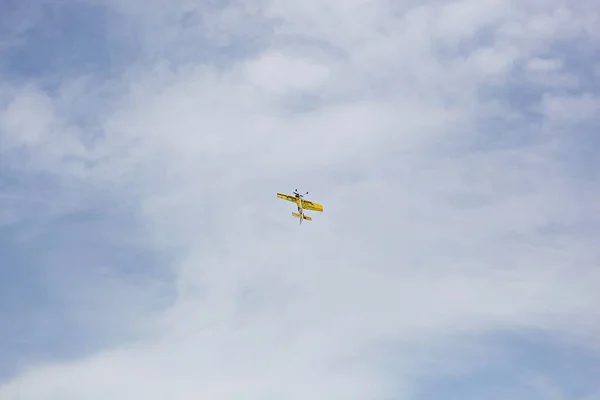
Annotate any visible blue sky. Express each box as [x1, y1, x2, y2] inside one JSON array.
[[1, 0, 599, 399]]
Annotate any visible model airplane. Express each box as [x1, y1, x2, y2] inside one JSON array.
[[276, 189, 323, 225]]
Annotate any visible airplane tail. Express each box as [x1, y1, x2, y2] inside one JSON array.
[[292, 212, 312, 224]]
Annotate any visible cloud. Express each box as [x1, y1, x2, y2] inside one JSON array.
[[242, 50, 331, 94], [527, 57, 563, 72], [541, 93, 600, 123], [1, 0, 599, 399]]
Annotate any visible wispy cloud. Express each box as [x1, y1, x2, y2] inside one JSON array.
[[1, 0, 599, 399]]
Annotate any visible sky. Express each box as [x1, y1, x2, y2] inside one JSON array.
[[0, 0, 599, 399]]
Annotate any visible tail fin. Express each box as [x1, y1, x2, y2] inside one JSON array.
[[292, 212, 312, 222]]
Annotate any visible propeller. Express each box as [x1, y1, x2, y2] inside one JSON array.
[[293, 189, 309, 197]]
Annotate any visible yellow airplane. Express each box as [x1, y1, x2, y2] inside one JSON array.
[[277, 189, 323, 225]]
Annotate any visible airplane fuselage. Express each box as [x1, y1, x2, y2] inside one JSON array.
[[295, 193, 304, 223]]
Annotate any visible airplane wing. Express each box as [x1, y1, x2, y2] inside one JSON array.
[[301, 199, 323, 212], [277, 193, 298, 203]]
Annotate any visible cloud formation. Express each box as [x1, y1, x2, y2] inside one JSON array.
[[1, 0, 599, 399]]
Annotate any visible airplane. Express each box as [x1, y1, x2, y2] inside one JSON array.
[[276, 189, 323, 225]]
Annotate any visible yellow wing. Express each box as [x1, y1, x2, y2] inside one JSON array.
[[300, 199, 323, 212], [277, 193, 299, 203]]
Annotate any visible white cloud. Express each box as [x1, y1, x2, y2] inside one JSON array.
[[1, 87, 55, 148], [541, 93, 600, 123], [0, 84, 88, 176], [431, 0, 511, 44], [242, 50, 331, 94], [1, 0, 599, 399], [526, 57, 563, 72]]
